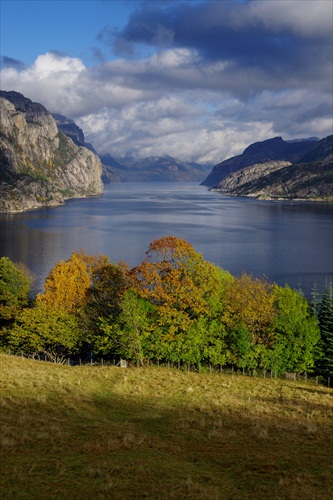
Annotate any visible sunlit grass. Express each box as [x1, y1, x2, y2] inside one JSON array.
[[1, 354, 332, 499]]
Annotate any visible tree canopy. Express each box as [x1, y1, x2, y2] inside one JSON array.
[[0, 257, 30, 324]]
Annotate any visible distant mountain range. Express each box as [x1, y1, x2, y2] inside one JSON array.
[[202, 136, 333, 200], [53, 113, 212, 183]]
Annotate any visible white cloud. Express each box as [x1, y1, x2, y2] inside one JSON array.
[[1, 46, 331, 165], [249, 0, 333, 37]]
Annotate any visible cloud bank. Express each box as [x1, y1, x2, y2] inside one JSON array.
[[1, 0, 332, 164]]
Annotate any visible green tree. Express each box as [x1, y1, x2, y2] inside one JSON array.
[[316, 283, 333, 377], [6, 305, 81, 362], [130, 236, 227, 362], [98, 289, 154, 363], [0, 257, 30, 325], [269, 285, 320, 373]]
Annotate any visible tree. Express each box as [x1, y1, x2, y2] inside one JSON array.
[[222, 273, 276, 348], [6, 305, 81, 362], [98, 289, 155, 363], [269, 285, 321, 373], [130, 236, 225, 360], [36, 253, 90, 312], [85, 261, 130, 319], [316, 283, 333, 377], [0, 257, 30, 324], [131, 236, 222, 320]]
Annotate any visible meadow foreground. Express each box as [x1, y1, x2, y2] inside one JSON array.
[[1, 354, 332, 499]]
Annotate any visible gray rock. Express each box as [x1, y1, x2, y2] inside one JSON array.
[[0, 92, 103, 213]]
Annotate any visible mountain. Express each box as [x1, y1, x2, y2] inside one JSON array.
[[202, 136, 319, 187], [100, 154, 212, 182], [0, 91, 103, 213], [52, 113, 97, 154], [52, 116, 210, 182], [202, 136, 333, 200]]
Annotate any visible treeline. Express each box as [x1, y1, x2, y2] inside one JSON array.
[[0, 236, 332, 377]]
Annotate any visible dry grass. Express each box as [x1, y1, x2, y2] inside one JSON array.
[[0, 354, 332, 499]]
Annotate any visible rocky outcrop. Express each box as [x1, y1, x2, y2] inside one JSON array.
[[0, 91, 103, 213], [202, 136, 319, 188], [214, 161, 292, 194], [203, 135, 333, 201]]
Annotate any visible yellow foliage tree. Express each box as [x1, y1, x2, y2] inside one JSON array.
[[222, 273, 276, 346], [36, 253, 91, 313]]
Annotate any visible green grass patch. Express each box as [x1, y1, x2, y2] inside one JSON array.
[[1, 354, 332, 499]]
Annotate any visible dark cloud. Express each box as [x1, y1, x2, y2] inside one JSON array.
[[1, 1, 331, 164], [106, 0, 331, 91], [1, 56, 25, 70]]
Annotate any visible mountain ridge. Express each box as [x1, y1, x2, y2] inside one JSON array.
[[202, 135, 333, 201]]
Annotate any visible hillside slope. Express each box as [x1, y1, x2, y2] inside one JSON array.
[[1, 354, 333, 499], [203, 136, 333, 200]]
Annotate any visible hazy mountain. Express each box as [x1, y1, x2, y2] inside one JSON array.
[[100, 154, 212, 183]]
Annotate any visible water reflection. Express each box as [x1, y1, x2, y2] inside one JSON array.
[[0, 183, 332, 297]]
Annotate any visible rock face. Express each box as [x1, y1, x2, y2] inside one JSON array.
[[0, 91, 103, 213], [202, 137, 319, 187], [203, 136, 333, 200]]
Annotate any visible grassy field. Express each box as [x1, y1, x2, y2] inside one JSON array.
[[1, 354, 332, 499]]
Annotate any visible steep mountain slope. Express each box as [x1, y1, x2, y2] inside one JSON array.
[[203, 135, 333, 200], [202, 136, 319, 187], [0, 91, 103, 213]]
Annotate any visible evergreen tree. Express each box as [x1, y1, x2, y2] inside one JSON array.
[[317, 283, 333, 377]]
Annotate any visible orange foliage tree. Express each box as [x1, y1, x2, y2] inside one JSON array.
[[130, 236, 222, 337]]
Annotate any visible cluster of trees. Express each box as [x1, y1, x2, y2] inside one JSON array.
[[0, 236, 332, 377]]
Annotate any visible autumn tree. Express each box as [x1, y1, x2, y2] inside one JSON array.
[[131, 236, 228, 363], [132, 236, 223, 321], [222, 273, 276, 347], [36, 253, 91, 312], [0, 257, 30, 325]]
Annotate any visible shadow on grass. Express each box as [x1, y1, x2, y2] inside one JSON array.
[[1, 386, 333, 500]]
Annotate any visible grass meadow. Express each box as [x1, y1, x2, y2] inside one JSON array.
[[1, 354, 332, 499]]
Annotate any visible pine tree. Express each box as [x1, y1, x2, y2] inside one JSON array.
[[317, 283, 333, 377]]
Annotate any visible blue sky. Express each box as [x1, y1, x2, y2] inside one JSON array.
[[1, 0, 332, 163], [1, 1, 137, 66]]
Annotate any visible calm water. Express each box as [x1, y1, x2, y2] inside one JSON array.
[[0, 182, 332, 297]]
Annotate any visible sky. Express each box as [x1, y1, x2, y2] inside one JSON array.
[[1, 0, 332, 165]]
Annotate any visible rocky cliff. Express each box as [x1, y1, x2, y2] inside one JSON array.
[[202, 137, 319, 187], [0, 91, 103, 213], [203, 136, 333, 201]]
